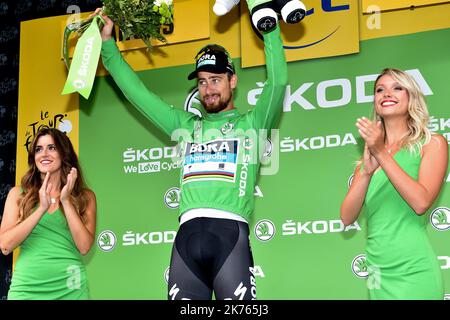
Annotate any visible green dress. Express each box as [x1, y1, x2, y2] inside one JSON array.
[[365, 147, 443, 300], [8, 208, 89, 300]]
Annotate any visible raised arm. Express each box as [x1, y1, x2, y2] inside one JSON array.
[[96, 10, 195, 137], [250, 25, 288, 130]]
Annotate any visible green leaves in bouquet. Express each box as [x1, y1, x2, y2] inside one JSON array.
[[102, 0, 174, 49]]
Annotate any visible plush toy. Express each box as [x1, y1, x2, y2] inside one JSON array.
[[213, 0, 306, 32]]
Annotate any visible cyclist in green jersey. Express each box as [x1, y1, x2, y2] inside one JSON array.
[[94, 4, 287, 299]]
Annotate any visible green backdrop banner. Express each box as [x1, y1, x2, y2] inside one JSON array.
[[80, 28, 450, 299]]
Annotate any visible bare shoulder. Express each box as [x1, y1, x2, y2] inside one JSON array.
[[423, 134, 448, 153], [5, 186, 22, 212], [7, 186, 22, 200], [83, 189, 97, 202]]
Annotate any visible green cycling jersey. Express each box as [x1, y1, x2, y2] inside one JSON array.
[[100, 26, 287, 222]]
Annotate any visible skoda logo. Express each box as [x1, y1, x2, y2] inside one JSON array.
[[164, 267, 170, 284], [97, 230, 117, 252], [430, 207, 450, 231], [73, 79, 86, 89], [164, 187, 180, 209], [254, 219, 276, 242], [351, 254, 369, 278]]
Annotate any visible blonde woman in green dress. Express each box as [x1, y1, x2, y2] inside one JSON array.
[[340, 68, 448, 299], [0, 128, 96, 299]]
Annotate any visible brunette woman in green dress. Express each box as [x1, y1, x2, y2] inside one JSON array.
[[0, 128, 96, 299]]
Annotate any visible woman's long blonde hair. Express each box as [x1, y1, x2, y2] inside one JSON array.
[[372, 68, 432, 152], [19, 128, 90, 222]]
